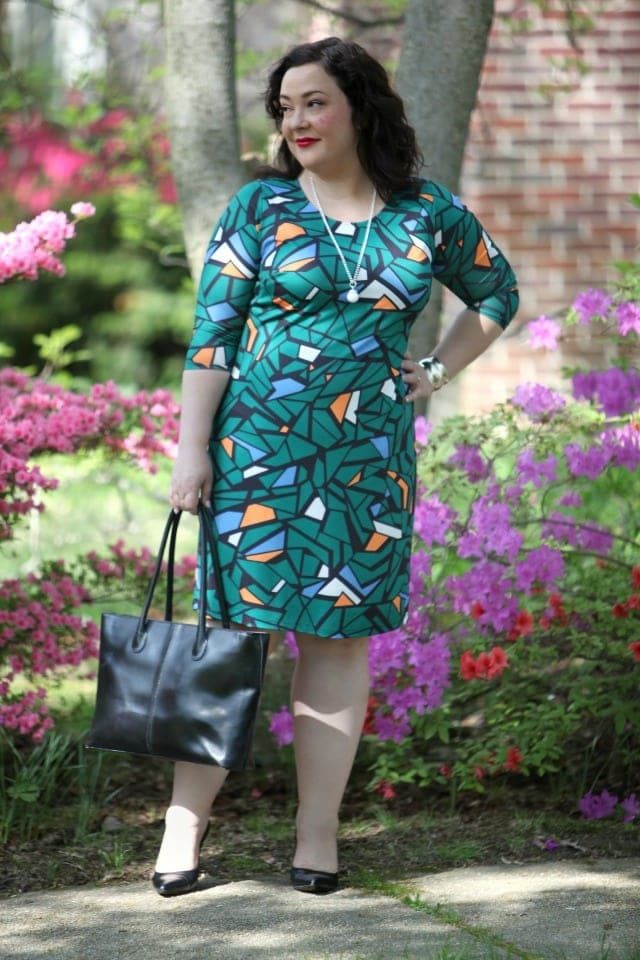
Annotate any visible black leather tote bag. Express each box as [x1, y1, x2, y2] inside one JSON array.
[[86, 503, 270, 771]]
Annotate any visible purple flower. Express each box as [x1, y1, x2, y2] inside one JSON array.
[[575, 522, 613, 554], [544, 838, 560, 851], [512, 382, 566, 421], [514, 545, 565, 592], [449, 444, 491, 481], [564, 442, 611, 480], [558, 491, 582, 507], [601, 424, 640, 471], [268, 706, 294, 747], [616, 300, 640, 336], [621, 793, 640, 824], [573, 368, 640, 417], [470, 496, 523, 561], [528, 315, 562, 350], [409, 550, 432, 597], [543, 512, 582, 547], [369, 628, 407, 676], [372, 711, 412, 743], [408, 632, 451, 709], [414, 415, 433, 446], [413, 495, 457, 546], [572, 288, 613, 325], [283, 630, 299, 659], [446, 560, 519, 633], [516, 448, 558, 487], [579, 789, 619, 820]]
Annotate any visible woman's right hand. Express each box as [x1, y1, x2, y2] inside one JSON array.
[[169, 447, 213, 515]]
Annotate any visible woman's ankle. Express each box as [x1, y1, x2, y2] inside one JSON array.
[[293, 819, 339, 873]]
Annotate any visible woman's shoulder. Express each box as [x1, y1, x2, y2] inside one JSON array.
[[411, 178, 465, 208], [229, 174, 299, 218]]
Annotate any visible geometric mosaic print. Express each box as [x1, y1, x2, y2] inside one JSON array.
[[187, 178, 518, 638]]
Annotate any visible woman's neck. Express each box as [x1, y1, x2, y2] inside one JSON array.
[[299, 168, 381, 221]]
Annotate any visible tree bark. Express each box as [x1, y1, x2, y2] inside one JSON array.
[[395, 0, 494, 408], [163, 0, 243, 283]]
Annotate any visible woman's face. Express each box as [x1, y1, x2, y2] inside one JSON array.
[[278, 63, 359, 177]]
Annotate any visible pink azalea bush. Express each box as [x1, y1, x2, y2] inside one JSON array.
[[268, 286, 640, 804], [0, 369, 182, 736], [0, 205, 96, 283], [0, 367, 179, 540], [0, 206, 187, 739]]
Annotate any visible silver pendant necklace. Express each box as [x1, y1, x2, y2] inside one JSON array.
[[309, 176, 377, 304]]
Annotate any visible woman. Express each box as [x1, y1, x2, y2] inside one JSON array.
[[153, 36, 519, 897]]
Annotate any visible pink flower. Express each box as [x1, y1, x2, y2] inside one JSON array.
[[621, 793, 640, 824], [572, 288, 613, 325], [268, 706, 294, 747], [414, 415, 432, 447], [527, 315, 561, 350], [374, 779, 397, 800], [512, 383, 566, 421], [70, 201, 96, 219], [615, 301, 640, 337]]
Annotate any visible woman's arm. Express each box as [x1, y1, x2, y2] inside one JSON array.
[[403, 308, 503, 402], [170, 369, 230, 514]]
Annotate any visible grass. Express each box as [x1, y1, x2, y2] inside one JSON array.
[[0, 452, 174, 580]]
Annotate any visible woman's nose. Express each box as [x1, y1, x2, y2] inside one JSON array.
[[289, 107, 308, 129]]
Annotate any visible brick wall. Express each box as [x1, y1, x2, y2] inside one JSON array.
[[430, 0, 639, 424]]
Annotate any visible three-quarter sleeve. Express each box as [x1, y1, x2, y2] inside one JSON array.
[[430, 183, 519, 329], [184, 180, 263, 372]]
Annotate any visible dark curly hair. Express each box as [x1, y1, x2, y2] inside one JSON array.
[[263, 37, 423, 202]]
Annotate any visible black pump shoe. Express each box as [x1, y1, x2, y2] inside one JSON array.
[[290, 866, 339, 895], [152, 868, 199, 897], [152, 822, 210, 898]]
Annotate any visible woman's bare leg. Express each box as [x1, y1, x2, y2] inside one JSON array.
[[154, 762, 228, 872], [291, 633, 370, 874]]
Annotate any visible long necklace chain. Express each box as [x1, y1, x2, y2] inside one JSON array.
[[309, 176, 377, 304]]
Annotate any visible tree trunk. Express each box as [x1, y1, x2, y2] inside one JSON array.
[[396, 0, 494, 411], [163, 0, 243, 283]]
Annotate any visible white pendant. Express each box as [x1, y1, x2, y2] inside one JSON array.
[[346, 288, 360, 304]]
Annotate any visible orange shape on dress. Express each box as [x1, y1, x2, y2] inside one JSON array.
[[192, 347, 214, 368], [365, 532, 389, 552], [240, 586, 264, 605], [330, 393, 351, 423], [241, 504, 277, 527], [276, 222, 306, 244], [335, 592, 355, 607], [474, 236, 491, 268]]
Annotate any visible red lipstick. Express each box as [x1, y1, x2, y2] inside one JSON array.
[[295, 138, 319, 148]]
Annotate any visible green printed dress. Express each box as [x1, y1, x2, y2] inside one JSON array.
[[186, 177, 518, 638]]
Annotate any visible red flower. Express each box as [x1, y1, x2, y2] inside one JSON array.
[[374, 779, 397, 800], [510, 609, 534, 639], [470, 600, 485, 621], [632, 566, 640, 589], [487, 646, 509, 678], [505, 746, 523, 772], [627, 595, 640, 611], [362, 695, 380, 735], [460, 650, 477, 680], [612, 602, 629, 619], [629, 642, 640, 663], [460, 647, 509, 681], [473, 766, 486, 780], [438, 763, 453, 779], [475, 651, 492, 678]]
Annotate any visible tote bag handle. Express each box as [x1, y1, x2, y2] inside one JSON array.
[[132, 503, 230, 653]]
